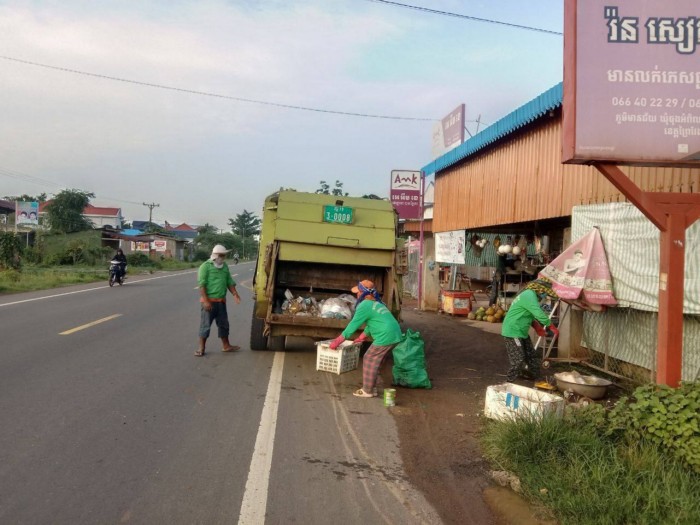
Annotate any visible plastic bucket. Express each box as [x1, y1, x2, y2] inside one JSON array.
[[383, 388, 396, 407]]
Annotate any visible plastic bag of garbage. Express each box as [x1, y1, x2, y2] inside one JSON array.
[[338, 294, 357, 311], [392, 329, 432, 389], [320, 298, 353, 319]]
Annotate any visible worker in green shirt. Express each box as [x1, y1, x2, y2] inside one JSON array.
[[501, 277, 559, 382], [196, 244, 241, 357], [329, 279, 402, 398]]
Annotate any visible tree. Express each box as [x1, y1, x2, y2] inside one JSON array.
[[197, 223, 218, 235], [362, 194, 383, 200], [316, 180, 348, 196], [228, 210, 261, 259], [228, 210, 261, 238], [143, 222, 166, 234], [44, 189, 95, 234], [3, 193, 48, 202]]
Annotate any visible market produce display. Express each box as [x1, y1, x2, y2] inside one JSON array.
[[467, 305, 506, 323]]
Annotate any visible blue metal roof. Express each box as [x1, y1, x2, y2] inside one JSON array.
[[422, 82, 563, 175]]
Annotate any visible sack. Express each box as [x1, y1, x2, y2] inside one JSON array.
[[392, 329, 432, 389]]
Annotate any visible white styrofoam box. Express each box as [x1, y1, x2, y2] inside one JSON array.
[[484, 383, 564, 421], [315, 340, 361, 375]]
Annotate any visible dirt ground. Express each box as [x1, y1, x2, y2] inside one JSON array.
[[386, 294, 556, 525]]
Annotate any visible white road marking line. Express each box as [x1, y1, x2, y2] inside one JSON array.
[[238, 352, 285, 525], [60, 314, 123, 335], [0, 271, 196, 308]]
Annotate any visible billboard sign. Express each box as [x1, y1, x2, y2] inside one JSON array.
[[563, 0, 700, 166], [15, 201, 39, 225], [390, 170, 422, 220], [431, 104, 466, 159], [435, 230, 466, 265]]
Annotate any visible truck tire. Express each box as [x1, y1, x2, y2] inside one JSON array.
[[250, 314, 268, 351], [268, 335, 286, 351]]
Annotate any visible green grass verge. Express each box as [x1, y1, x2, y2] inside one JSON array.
[[0, 261, 198, 294], [481, 413, 700, 525]]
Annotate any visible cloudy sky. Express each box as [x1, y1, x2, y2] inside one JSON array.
[[0, 0, 563, 229]]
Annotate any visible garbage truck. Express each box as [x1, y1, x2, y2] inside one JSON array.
[[250, 190, 403, 350]]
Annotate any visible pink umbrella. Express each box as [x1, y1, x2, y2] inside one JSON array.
[[539, 228, 617, 310]]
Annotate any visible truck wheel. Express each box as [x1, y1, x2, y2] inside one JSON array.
[[268, 335, 285, 351], [250, 314, 268, 351]]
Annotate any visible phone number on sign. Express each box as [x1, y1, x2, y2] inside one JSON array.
[[612, 97, 700, 108]]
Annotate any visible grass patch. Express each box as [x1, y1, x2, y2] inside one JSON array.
[[481, 412, 700, 525], [0, 261, 198, 294]]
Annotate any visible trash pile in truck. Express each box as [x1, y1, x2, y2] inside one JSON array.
[[279, 289, 358, 319]]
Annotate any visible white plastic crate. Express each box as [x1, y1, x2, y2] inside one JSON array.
[[484, 383, 564, 421], [315, 340, 361, 375]]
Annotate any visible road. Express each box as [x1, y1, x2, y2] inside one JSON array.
[[0, 262, 440, 524]]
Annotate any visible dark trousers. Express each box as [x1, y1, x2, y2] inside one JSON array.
[[199, 302, 229, 338], [503, 336, 540, 381]]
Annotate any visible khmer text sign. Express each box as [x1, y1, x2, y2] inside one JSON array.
[[563, 0, 700, 166], [390, 170, 421, 220]]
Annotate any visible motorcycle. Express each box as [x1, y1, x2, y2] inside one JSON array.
[[233, 257, 239, 265], [109, 260, 126, 287]]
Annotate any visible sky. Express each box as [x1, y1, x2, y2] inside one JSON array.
[[0, 0, 564, 230]]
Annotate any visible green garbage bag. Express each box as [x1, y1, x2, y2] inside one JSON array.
[[392, 329, 432, 389]]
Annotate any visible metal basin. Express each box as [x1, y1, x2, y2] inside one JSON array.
[[554, 373, 612, 400]]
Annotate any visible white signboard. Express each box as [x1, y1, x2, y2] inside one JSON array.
[[435, 230, 466, 264]]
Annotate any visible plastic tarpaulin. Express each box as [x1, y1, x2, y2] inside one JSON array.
[[571, 203, 700, 315]]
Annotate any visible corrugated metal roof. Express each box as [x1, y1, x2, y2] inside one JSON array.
[[422, 82, 563, 175]]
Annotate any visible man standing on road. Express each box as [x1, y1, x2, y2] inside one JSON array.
[[196, 244, 241, 357]]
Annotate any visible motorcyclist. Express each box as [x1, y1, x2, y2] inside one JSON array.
[[113, 248, 128, 279], [233, 252, 240, 264]]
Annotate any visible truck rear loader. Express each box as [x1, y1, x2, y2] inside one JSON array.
[[251, 190, 402, 350]]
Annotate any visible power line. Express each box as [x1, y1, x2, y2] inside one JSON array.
[[0, 54, 438, 122], [364, 0, 562, 35]]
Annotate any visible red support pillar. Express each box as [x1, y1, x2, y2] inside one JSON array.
[[594, 164, 700, 386]]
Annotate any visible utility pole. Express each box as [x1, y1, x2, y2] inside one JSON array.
[[143, 202, 160, 227]]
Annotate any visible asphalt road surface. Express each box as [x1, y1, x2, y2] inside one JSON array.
[[0, 262, 439, 524]]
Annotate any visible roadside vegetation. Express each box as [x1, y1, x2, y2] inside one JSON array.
[[1, 189, 261, 295], [481, 381, 700, 525]]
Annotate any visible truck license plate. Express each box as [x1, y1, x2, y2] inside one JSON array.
[[323, 205, 353, 224]]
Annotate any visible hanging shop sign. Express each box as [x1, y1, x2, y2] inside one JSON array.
[[435, 230, 466, 264]]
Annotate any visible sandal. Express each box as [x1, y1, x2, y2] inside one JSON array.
[[221, 345, 240, 352], [352, 388, 376, 398], [194, 349, 206, 357]]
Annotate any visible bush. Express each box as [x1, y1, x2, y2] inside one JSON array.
[[0, 232, 22, 270], [606, 382, 700, 473], [126, 252, 155, 267]]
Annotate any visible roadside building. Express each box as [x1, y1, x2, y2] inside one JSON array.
[[38, 202, 124, 229], [421, 82, 700, 382]]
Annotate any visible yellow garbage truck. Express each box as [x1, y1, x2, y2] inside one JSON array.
[[251, 190, 402, 350]]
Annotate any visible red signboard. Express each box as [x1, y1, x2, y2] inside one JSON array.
[[390, 170, 422, 220], [563, 0, 700, 166]]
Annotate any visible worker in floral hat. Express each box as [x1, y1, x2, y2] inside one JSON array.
[[329, 280, 402, 398], [501, 277, 559, 382]]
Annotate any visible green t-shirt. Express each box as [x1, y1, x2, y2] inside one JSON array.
[[198, 259, 235, 299], [342, 300, 402, 346], [501, 289, 552, 339]]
